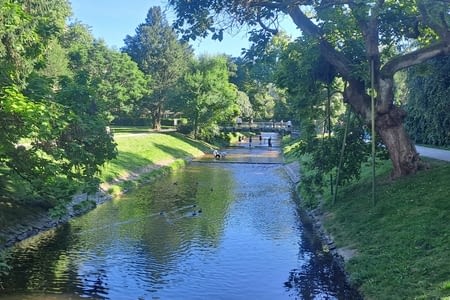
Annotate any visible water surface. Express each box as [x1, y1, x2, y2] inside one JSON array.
[[0, 138, 358, 299]]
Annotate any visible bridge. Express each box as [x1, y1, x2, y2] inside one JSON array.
[[220, 121, 297, 135]]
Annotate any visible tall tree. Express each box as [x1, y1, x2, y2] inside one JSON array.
[[169, 0, 450, 178], [54, 24, 150, 184], [123, 6, 192, 130], [178, 55, 238, 140]]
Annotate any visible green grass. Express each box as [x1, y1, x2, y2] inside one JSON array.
[[100, 132, 211, 182], [320, 159, 450, 299], [110, 125, 174, 134], [1, 131, 211, 239]]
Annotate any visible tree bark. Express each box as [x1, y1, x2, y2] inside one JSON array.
[[152, 104, 162, 131], [376, 107, 420, 178], [344, 78, 420, 178], [287, 2, 450, 178]]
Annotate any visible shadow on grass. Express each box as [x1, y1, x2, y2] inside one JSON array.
[[102, 151, 154, 181], [166, 132, 213, 152], [111, 126, 152, 134], [152, 143, 194, 160]]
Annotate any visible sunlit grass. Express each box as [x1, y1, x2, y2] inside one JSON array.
[[100, 132, 210, 182], [321, 159, 450, 299]]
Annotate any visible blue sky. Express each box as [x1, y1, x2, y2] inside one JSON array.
[[69, 0, 298, 57]]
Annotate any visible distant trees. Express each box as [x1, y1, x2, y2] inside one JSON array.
[[60, 23, 150, 123], [123, 6, 192, 130], [178, 55, 238, 140], [230, 35, 291, 122]]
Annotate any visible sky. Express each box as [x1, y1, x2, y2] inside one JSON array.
[[69, 0, 298, 57]]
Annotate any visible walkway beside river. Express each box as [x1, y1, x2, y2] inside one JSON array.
[[416, 145, 450, 162]]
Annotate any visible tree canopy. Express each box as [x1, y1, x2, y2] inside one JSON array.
[[178, 55, 238, 140], [0, 2, 146, 214], [405, 56, 450, 146], [168, 0, 450, 177], [123, 6, 192, 130]]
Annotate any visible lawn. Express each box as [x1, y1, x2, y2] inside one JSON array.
[[100, 131, 211, 182], [320, 159, 450, 299]]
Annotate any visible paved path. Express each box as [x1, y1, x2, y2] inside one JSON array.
[[416, 145, 450, 162]]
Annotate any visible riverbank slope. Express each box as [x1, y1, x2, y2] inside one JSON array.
[[302, 157, 450, 299], [0, 131, 213, 249]]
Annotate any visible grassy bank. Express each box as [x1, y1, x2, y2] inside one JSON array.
[[100, 131, 212, 194], [1, 131, 212, 238], [317, 159, 450, 299], [101, 131, 211, 182]]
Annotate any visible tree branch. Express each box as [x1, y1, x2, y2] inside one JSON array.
[[256, 14, 279, 34], [381, 41, 450, 77], [417, 0, 450, 40], [286, 5, 355, 79]]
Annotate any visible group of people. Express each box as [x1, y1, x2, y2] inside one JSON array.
[[238, 134, 272, 148], [214, 134, 273, 160]]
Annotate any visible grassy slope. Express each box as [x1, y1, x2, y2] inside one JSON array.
[[321, 159, 450, 299], [101, 131, 211, 182], [1, 131, 211, 234]]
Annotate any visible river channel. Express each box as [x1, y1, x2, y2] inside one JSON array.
[[0, 133, 359, 299]]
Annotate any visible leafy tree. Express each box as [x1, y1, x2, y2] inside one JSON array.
[[1, 14, 145, 213], [0, 0, 74, 204], [169, 0, 450, 178], [405, 56, 450, 146], [275, 36, 343, 134], [235, 90, 253, 121], [123, 6, 192, 130], [54, 24, 151, 185], [178, 55, 238, 140], [0, 0, 71, 85], [230, 33, 291, 122]]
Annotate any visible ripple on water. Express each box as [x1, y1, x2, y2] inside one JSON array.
[[1, 150, 359, 299]]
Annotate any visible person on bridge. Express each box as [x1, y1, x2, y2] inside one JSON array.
[[259, 135, 262, 144], [249, 136, 252, 148]]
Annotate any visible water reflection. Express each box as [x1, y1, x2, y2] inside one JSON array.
[[1, 147, 359, 299]]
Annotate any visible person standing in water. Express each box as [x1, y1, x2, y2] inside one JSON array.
[[268, 137, 272, 147]]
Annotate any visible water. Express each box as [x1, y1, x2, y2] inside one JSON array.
[[0, 135, 359, 299]]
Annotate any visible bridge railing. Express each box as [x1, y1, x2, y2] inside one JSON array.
[[220, 122, 296, 133]]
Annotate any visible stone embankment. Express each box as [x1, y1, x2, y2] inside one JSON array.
[[283, 161, 356, 270], [0, 192, 111, 250], [0, 157, 185, 251]]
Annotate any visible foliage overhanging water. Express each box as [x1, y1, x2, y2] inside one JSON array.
[[0, 135, 359, 299]]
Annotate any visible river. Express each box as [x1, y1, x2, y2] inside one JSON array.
[[0, 133, 359, 299]]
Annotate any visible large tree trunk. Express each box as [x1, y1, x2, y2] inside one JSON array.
[[376, 107, 420, 178], [152, 104, 162, 131], [345, 80, 420, 178], [286, 2, 449, 178]]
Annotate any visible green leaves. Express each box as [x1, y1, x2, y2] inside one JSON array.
[[123, 6, 192, 130], [405, 56, 450, 146], [178, 55, 237, 140]]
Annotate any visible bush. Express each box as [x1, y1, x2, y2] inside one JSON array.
[[177, 123, 194, 135]]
